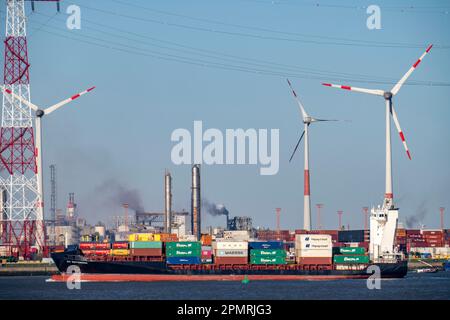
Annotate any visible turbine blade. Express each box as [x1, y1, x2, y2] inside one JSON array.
[[1, 86, 39, 111], [322, 83, 384, 96], [44, 86, 96, 115], [286, 79, 309, 120], [289, 130, 305, 162], [391, 45, 432, 96], [312, 118, 339, 122], [390, 103, 411, 160]]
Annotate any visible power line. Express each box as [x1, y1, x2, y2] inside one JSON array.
[[21, 11, 450, 87]]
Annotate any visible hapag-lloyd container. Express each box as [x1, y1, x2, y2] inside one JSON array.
[[166, 256, 201, 264], [248, 241, 283, 250], [166, 248, 201, 257], [215, 241, 248, 250], [250, 249, 286, 257], [215, 249, 248, 257], [166, 241, 201, 250], [295, 234, 332, 250], [333, 255, 369, 264]]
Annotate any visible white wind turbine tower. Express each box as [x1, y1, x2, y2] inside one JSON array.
[[287, 79, 337, 231], [322, 45, 432, 260], [1, 86, 95, 235]]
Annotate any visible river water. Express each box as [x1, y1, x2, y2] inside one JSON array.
[[0, 272, 448, 300]]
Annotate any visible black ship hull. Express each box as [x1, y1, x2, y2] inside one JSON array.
[[51, 249, 408, 279]]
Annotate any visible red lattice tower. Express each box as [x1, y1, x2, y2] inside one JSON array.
[[0, 0, 59, 259]]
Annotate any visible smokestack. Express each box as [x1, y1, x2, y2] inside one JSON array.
[[191, 164, 201, 240], [164, 171, 172, 233]]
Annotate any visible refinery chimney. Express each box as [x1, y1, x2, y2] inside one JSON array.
[[191, 164, 201, 240], [164, 171, 172, 233]]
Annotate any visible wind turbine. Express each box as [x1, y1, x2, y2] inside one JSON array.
[[322, 45, 432, 210], [1, 86, 95, 229], [286, 79, 336, 231]]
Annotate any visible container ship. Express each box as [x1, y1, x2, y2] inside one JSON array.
[[51, 232, 408, 281]]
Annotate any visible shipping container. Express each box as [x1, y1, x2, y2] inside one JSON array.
[[166, 256, 201, 264], [338, 230, 365, 243], [333, 255, 369, 264], [81, 249, 95, 255], [200, 234, 212, 246], [215, 241, 248, 250], [295, 249, 332, 257], [110, 249, 130, 256], [215, 249, 248, 257], [128, 233, 154, 242], [250, 256, 286, 264], [337, 247, 365, 255], [166, 248, 201, 257], [166, 241, 201, 250], [248, 241, 283, 250], [201, 258, 213, 264], [79, 242, 96, 250], [296, 257, 332, 265], [112, 242, 128, 249], [95, 249, 110, 256], [130, 241, 162, 249], [130, 248, 163, 256], [214, 256, 248, 265], [250, 249, 286, 257], [201, 250, 212, 257]]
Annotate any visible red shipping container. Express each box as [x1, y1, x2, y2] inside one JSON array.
[[81, 249, 95, 255], [296, 257, 332, 265], [214, 257, 248, 265], [422, 230, 443, 236], [130, 248, 163, 256], [95, 243, 111, 249], [406, 229, 421, 234], [112, 242, 128, 249], [95, 250, 110, 256], [79, 243, 96, 250]]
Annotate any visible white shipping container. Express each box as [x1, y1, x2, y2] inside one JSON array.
[[215, 249, 248, 257], [216, 241, 248, 250], [295, 234, 332, 250], [295, 249, 332, 258], [223, 230, 250, 241]]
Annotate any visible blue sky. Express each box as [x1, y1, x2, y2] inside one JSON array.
[[3, 0, 448, 230]]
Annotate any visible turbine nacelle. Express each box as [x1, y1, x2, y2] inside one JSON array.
[[383, 92, 393, 100], [36, 109, 45, 118]]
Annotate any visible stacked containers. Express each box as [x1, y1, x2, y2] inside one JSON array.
[[166, 242, 201, 264], [128, 233, 161, 242], [333, 246, 369, 264], [79, 242, 111, 256], [295, 234, 332, 264], [201, 246, 213, 263], [130, 241, 163, 257], [249, 241, 286, 265], [214, 241, 248, 264], [421, 230, 444, 247]]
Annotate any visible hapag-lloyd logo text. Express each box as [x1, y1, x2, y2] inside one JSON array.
[[171, 121, 279, 175]]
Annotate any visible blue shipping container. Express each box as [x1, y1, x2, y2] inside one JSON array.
[[166, 256, 201, 265], [249, 241, 283, 250]]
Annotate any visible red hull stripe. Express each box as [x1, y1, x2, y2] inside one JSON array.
[[50, 274, 370, 282]]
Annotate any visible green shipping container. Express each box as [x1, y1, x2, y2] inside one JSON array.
[[250, 249, 286, 257], [333, 255, 369, 264], [130, 241, 162, 249], [166, 247, 201, 257], [250, 256, 286, 265], [338, 247, 365, 255], [165, 242, 201, 250]]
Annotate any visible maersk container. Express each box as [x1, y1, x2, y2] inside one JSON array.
[[166, 248, 201, 257], [250, 256, 286, 265], [165, 241, 201, 250], [248, 241, 283, 250], [166, 256, 201, 265], [130, 241, 162, 249], [215, 249, 248, 257], [333, 255, 369, 264], [250, 249, 286, 257], [338, 247, 365, 255]]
